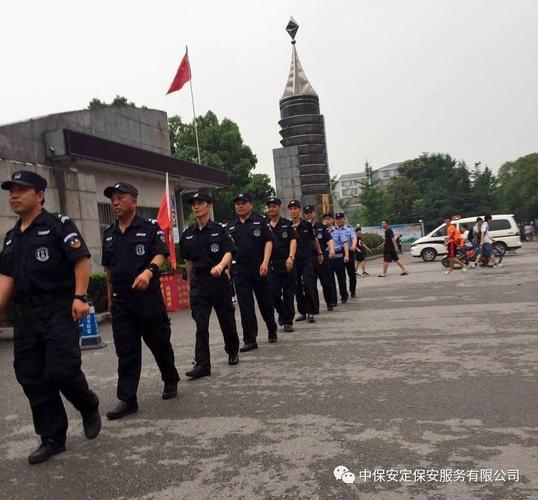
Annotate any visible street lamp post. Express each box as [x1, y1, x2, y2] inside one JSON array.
[[419, 219, 425, 237]]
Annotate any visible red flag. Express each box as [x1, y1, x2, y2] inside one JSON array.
[[157, 174, 177, 269], [166, 51, 191, 94]]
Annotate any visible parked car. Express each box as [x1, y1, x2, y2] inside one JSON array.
[[410, 214, 521, 262]]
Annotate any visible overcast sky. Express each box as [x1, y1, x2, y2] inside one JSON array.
[[2, 0, 537, 182]]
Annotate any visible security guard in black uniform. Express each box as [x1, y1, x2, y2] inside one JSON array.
[[303, 205, 337, 312], [102, 183, 180, 420], [179, 192, 240, 379], [227, 193, 277, 350], [0, 171, 100, 465], [288, 200, 322, 323], [266, 197, 298, 334]]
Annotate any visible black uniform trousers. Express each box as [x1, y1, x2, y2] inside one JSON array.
[[295, 258, 317, 315], [233, 263, 277, 344], [313, 256, 337, 312], [268, 261, 297, 326], [345, 250, 357, 296], [329, 256, 349, 302], [111, 282, 179, 402], [13, 295, 99, 444], [189, 272, 240, 369]]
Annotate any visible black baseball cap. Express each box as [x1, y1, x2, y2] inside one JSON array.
[[104, 182, 138, 198], [322, 212, 334, 218], [288, 199, 301, 208], [188, 192, 213, 204], [234, 192, 252, 203], [335, 212, 345, 219], [266, 197, 281, 206], [1, 170, 47, 191], [303, 205, 315, 213]]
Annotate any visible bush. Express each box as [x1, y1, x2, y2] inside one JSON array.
[[88, 272, 108, 313], [362, 233, 384, 256]]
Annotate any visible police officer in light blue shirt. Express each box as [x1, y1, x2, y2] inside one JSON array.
[[335, 213, 357, 297], [322, 212, 349, 304]]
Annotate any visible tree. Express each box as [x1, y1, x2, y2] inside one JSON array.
[[497, 153, 538, 222], [391, 153, 474, 229], [170, 111, 274, 220], [88, 95, 140, 109], [386, 175, 420, 224], [469, 162, 498, 215], [357, 162, 388, 226]]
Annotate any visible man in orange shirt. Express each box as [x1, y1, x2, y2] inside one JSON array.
[[444, 216, 467, 274]]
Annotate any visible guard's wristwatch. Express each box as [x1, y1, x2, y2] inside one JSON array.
[[74, 294, 89, 303]]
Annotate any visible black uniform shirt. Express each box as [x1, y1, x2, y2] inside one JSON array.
[[311, 221, 332, 256], [269, 216, 298, 263], [101, 215, 169, 287], [226, 214, 273, 265], [0, 209, 90, 301], [179, 219, 236, 273], [293, 218, 316, 261]]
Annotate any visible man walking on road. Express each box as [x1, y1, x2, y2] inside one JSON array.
[[335, 213, 357, 297], [323, 212, 349, 304], [227, 193, 277, 350], [0, 170, 101, 464], [378, 219, 409, 277], [102, 183, 180, 420], [444, 216, 467, 274]]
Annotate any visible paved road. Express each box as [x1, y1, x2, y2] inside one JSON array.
[[1, 244, 537, 500]]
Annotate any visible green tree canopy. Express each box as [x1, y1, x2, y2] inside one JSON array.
[[497, 153, 538, 222], [170, 111, 274, 220], [357, 162, 388, 226]]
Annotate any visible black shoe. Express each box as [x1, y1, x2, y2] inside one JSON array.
[[82, 408, 101, 439], [162, 381, 178, 400], [28, 439, 66, 465], [106, 400, 139, 420], [240, 342, 258, 353], [341, 298, 348, 304], [296, 314, 307, 322], [185, 365, 211, 379], [351, 293, 356, 298], [228, 354, 239, 365], [283, 324, 294, 332], [268, 334, 278, 343], [307, 314, 316, 323], [277, 316, 284, 326], [327, 305, 334, 311]]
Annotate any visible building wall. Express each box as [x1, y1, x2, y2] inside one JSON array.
[[0, 107, 170, 165], [273, 146, 302, 204]]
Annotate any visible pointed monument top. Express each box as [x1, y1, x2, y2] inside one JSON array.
[[286, 17, 299, 41], [281, 18, 317, 99]]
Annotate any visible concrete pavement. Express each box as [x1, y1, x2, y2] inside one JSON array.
[[1, 243, 537, 499]]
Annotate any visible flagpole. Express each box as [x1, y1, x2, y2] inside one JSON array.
[[186, 45, 202, 165]]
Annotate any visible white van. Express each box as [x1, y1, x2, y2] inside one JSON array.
[[410, 214, 521, 261]]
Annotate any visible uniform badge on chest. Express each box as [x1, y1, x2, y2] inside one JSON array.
[[135, 244, 145, 256], [210, 243, 220, 253], [35, 246, 49, 262], [253, 228, 261, 237], [282, 231, 288, 239]]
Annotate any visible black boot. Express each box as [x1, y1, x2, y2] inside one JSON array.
[[239, 342, 258, 353], [106, 400, 138, 420], [82, 408, 101, 439], [307, 314, 316, 323], [185, 365, 211, 379], [296, 314, 307, 322], [28, 439, 66, 465], [162, 381, 178, 400], [228, 354, 239, 365]]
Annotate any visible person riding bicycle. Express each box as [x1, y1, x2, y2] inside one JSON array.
[[444, 216, 467, 274]]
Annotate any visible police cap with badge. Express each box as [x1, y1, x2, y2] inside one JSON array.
[[188, 192, 213, 204], [288, 199, 301, 208], [103, 183, 138, 198], [1, 170, 48, 191], [266, 197, 281, 206], [234, 193, 253, 203]]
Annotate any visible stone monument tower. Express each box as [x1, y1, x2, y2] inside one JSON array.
[[273, 17, 332, 213]]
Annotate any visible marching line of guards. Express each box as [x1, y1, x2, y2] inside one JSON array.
[[0, 171, 359, 466]]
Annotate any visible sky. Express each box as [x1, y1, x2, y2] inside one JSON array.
[[2, 0, 537, 183]]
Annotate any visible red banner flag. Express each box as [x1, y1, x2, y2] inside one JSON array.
[[166, 51, 191, 94], [157, 173, 177, 269]]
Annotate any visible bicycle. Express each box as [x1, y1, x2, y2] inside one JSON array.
[[441, 245, 503, 268]]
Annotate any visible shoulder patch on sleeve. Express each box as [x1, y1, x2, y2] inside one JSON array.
[[52, 213, 71, 224], [148, 218, 158, 225]]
